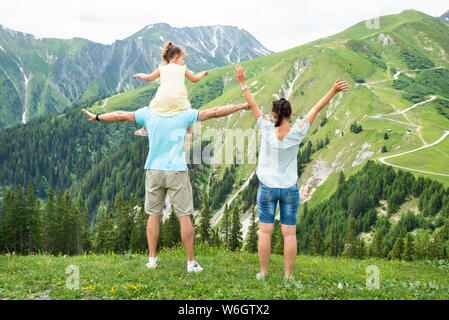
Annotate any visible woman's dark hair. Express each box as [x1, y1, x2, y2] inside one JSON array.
[[272, 98, 292, 127], [161, 42, 184, 65]]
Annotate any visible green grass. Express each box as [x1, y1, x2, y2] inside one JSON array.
[[388, 135, 449, 176], [1, 246, 449, 300]]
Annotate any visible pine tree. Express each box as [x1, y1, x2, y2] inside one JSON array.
[[329, 224, 339, 257], [356, 238, 366, 259], [1, 189, 15, 252], [338, 171, 346, 191], [271, 221, 283, 255], [245, 209, 258, 253], [62, 191, 75, 254], [429, 233, 443, 260], [0, 194, 5, 251], [391, 235, 404, 260], [414, 232, 430, 260], [229, 206, 242, 251], [130, 200, 148, 253], [343, 216, 357, 258], [25, 183, 42, 253], [210, 228, 221, 247], [14, 185, 26, 253], [222, 204, 231, 248], [73, 196, 91, 254], [80, 198, 92, 253], [198, 194, 211, 242], [42, 187, 55, 252], [112, 195, 133, 253], [310, 225, 323, 256], [95, 210, 114, 253], [161, 208, 181, 248], [372, 230, 384, 258], [402, 233, 414, 261]]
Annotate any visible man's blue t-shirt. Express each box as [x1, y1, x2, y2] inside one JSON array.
[[134, 107, 199, 172]]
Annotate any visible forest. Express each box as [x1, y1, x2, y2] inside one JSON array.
[[2, 161, 448, 263]]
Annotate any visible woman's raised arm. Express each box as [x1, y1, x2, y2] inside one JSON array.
[[304, 79, 348, 127], [234, 65, 267, 121]]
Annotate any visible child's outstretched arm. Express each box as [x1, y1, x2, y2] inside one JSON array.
[[133, 69, 160, 82], [185, 69, 208, 83], [303, 80, 348, 127]]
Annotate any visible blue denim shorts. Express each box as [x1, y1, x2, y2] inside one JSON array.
[[257, 183, 300, 226]]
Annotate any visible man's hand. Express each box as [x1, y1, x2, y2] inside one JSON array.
[[82, 109, 97, 121], [233, 64, 247, 84], [332, 79, 349, 93]]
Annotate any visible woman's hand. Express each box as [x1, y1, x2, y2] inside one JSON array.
[[203, 71, 209, 77], [133, 74, 142, 80], [332, 79, 349, 93], [82, 109, 97, 121], [234, 64, 247, 84]]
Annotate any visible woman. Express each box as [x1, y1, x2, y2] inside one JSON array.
[[233, 64, 348, 280]]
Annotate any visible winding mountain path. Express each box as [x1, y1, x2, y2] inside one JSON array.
[[384, 96, 437, 116], [378, 131, 449, 177], [360, 67, 448, 177]]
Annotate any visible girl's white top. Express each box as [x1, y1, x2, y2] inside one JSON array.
[[150, 63, 191, 116]]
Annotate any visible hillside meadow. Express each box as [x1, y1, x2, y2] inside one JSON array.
[[1, 245, 448, 300]]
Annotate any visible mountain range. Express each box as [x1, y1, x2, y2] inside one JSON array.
[[0, 23, 272, 128], [441, 10, 449, 23]]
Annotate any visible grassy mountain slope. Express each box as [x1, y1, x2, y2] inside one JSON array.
[[85, 10, 449, 216], [2, 10, 449, 237]]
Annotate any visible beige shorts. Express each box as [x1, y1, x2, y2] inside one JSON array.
[[144, 170, 194, 217]]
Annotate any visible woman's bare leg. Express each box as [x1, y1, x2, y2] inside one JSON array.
[[281, 224, 297, 278], [258, 222, 274, 275]]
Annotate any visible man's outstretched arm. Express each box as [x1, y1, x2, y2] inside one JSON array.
[[82, 109, 135, 123], [198, 103, 250, 122]]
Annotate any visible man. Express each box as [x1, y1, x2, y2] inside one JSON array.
[[82, 102, 249, 273]]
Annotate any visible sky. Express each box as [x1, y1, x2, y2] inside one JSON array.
[[0, 0, 447, 52]]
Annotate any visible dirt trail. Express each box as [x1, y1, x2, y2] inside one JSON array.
[[360, 68, 448, 177], [379, 131, 449, 177]]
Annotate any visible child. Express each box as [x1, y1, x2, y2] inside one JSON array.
[[133, 42, 208, 144]]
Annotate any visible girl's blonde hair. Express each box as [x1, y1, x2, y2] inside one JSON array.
[[161, 42, 184, 65]]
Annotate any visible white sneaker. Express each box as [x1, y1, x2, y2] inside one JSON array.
[[187, 261, 203, 273], [145, 257, 159, 270], [256, 273, 268, 281]]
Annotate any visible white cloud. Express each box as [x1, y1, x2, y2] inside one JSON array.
[[0, 0, 447, 52]]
